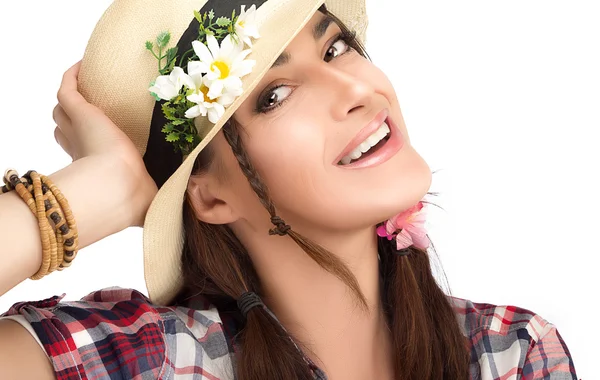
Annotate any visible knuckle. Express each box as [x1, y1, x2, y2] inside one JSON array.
[[56, 88, 65, 104], [52, 105, 60, 122]]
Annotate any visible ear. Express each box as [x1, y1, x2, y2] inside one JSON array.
[[186, 173, 239, 225]]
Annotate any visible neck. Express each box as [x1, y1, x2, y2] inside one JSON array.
[[238, 225, 394, 378]]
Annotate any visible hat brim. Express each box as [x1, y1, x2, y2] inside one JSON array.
[[141, 0, 368, 306]]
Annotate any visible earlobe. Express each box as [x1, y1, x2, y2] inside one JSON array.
[[186, 175, 239, 225]]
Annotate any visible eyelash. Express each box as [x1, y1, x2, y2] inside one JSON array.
[[255, 31, 357, 114]]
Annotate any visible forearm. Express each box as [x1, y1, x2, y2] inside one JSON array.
[[0, 156, 135, 297]]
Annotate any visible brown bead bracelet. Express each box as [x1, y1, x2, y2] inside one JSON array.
[[2, 169, 79, 279]]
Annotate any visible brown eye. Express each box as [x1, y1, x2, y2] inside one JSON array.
[[256, 34, 354, 114], [259, 85, 293, 112], [324, 38, 350, 62]]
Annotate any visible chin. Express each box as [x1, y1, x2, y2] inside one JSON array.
[[377, 146, 432, 221]]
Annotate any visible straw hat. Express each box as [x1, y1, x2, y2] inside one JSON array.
[[78, 0, 368, 306]]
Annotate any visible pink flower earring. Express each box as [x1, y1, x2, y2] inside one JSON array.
[[377, 201, 430, 255]]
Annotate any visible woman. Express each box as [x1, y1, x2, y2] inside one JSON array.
[[0, 0, 578, 379]]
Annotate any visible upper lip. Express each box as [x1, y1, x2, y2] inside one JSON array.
[[334, 109, 389, 163]]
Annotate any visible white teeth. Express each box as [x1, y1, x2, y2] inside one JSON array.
[[359, 141, 371, 153], [349, 150, 362, 160], [338, 121, 390, 165], [340, 156, 352, 165], [366, 134, 380, 146]]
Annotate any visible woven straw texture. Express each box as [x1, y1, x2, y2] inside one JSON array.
[[78, 0, 368, 305]]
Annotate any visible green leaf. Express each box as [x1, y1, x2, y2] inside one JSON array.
[[162, 103, 178, 120], [165, 47, 178, 70], [185, 134, 195, 143], [194, 10, 202, 23], [216, 16, 231, 27], [156, 31, 171, 48], [172, 119, 185, 126], [166, 132, 180, 142], [171, 94, 184, 104], [145, 41, 154, 51], [165, 47, 178, 61], [208, 9, 215, 20], [161, 123, 174, 133]]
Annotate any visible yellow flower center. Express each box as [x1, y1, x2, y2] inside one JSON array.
[[200, 85, 212, 103], [211, 61, 230, 79], [238, 20, 246, 27]]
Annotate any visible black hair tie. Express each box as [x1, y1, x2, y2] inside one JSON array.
[[269, 216, 291, 236], [393, 247, 412, 256], [237, 292, 264, 318]]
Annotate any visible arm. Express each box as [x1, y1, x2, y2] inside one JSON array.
[[0, 156, 138, 297], [0, 61, 157, 298], [0, 319, 55, 380], [522, 323, 578, 379]]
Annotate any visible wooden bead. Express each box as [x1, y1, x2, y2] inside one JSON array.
[[4, 169, 79, 279]]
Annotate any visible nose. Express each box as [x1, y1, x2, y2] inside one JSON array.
[[316, 63, 375, 121]]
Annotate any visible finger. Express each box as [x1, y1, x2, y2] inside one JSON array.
[[52, 104, 77, 142], [54, 127, 73, 159], [56, 60, 87, 120], [52, 104, 70, 127]]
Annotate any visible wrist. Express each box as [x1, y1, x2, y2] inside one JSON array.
[[49, 155, 140, 247]]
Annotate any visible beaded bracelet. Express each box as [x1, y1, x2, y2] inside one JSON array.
[[38, 173, 79, 268], [2, 169, 79, 279]]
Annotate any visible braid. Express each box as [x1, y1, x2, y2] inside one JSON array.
[[222, 119, 368, 310], [222, 121, 276, 215]]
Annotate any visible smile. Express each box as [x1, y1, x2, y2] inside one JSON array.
[[335, 109, 404, 169]]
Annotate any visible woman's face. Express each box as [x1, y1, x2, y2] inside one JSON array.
[[208, 10, 432, 235]]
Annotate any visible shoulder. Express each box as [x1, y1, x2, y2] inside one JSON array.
[[1, 286, 237, 380], [447, 295, 578, 379]]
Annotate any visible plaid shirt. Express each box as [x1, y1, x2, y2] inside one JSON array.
[[1, 286, 578, 379]]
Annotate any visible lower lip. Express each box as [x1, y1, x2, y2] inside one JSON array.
[[339, 117, 404, 169]]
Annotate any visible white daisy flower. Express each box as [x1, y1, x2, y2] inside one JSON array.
[[184, 61, 237, 123], [191, 34, 255, 100], [148, 67, 194, 101], [234, 4, 260, 47]]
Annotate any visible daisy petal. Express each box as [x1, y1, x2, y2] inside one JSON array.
[[231, 59, 255, 77], [233, 49, 252, 64], [223, 76, 242, 91], [187, 61, 205, 76], [207, 80, 224, 99], [179, 74, 195, 91], [218, 93, 236, 107], [185, 105, 202, 119], [220, 35, 234, 57], [192, 40, 214, 64], [208, 102, 225, 123], [207, 35, 220, 58], [187, 93, 203, 104]]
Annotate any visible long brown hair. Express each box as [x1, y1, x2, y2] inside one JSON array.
[[174, 6, 471, 379]]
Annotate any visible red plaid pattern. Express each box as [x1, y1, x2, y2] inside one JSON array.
[[1, 287, 578, 379]]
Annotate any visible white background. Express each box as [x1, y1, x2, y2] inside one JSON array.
[[0, 1, 596, 377]]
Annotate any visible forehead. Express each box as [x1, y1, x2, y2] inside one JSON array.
[[271, 11, 337, 68]]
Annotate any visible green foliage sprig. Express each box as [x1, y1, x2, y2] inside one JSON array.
[[177, 9, 240, 68], [160, 91, 201, 155], [145, 32, 179, 75], [145, 8, 240, 156]]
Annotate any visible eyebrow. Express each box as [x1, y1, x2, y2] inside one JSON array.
[[270, 15, 335, 68]]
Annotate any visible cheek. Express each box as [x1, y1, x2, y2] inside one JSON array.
[[242, 108, 332, 213]]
